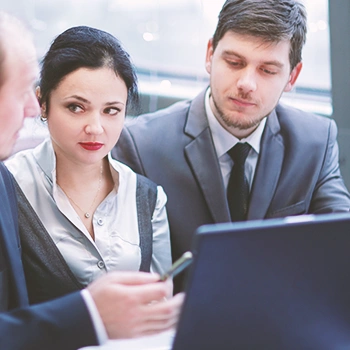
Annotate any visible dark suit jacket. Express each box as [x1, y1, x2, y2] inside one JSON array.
[[113, 89, 350, 293], [0, 162, 98, 350]]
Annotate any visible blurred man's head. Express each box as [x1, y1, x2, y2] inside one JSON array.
[[0, 12, 40, 160]]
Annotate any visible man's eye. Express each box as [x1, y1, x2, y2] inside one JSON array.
[[261, 68, 277, 75], [227, 61, 241, 67]]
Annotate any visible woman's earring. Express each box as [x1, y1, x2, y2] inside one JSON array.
[[40, 110, 47, 122]]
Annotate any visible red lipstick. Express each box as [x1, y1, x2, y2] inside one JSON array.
[[79, 142, 103, 151]]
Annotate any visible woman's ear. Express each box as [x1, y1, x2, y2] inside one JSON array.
[[36, 87, 47, 120], [35, 86, 41, 102]]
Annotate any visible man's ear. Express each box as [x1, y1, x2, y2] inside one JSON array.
[[284, 62, 302, 92], [205, 38, 214, 74]]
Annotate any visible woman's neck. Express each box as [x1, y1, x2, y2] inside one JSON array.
[[55, 156, 115, 240], [55, 157, 105, 192]]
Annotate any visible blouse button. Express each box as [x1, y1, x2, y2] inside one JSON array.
[[97, 260, 105, 269], [97, 218, 104, 226]]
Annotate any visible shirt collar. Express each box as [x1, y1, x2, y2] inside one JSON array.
[[33, 138, 120, 191], [33, 138, 56, 184], [205, 88, 267, 158]]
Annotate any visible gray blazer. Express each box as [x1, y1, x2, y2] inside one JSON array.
[[113, 89, 350, 293]]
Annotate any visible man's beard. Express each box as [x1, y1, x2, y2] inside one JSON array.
[[212, 93, 263, 131]]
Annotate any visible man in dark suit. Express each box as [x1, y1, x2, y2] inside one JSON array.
[[113, 0, 350, 293], [0, 12, 182, 349]]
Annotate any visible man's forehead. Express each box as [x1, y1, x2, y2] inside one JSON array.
[[0, 46, 38, 97], [2, 25, 38, 73], [1, 15, 35, 57]]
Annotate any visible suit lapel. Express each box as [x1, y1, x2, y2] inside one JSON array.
[[248, 110, 284, 219], [184, 89, 231, 223], [0, 167, 28, 307]]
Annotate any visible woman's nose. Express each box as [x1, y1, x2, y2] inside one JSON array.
[[84, 114, 104, 135]]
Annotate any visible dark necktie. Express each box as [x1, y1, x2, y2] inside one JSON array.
[[227, 142, 251, 221]]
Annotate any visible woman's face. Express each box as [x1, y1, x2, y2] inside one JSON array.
[[45, 66, 128, 165]]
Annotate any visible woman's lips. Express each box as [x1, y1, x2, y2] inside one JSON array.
[[79, 142, 104, 151]]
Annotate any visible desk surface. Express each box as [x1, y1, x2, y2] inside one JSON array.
[[79, 329, 175, 350]]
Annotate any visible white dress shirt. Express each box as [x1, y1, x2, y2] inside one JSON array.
[[205, 88, 266, 190]]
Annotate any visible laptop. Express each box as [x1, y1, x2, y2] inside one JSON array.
[[172, 213, 350, 350]]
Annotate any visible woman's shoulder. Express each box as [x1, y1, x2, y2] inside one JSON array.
[[5, 145, 35, 173], [5, 139, 50, 181]]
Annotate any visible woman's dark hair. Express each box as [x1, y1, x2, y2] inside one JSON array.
[[39, 26, 139, 114], [212, 0, 307, 71]]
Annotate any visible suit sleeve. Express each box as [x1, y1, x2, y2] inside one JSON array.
[[309, 119, 350, 213], [112, 127, 146, 175], [0, 291, 98, 350]]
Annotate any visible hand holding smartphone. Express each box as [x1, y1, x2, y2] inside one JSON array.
[[160, 251, 193, 281]]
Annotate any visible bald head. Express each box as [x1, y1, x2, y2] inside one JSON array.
[[0, 12, 35, 88], [0, 12, 39, 160]]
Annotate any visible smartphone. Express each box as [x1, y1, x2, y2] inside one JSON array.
[[160, 251, 193, 281]]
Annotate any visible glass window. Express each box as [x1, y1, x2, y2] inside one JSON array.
[[283, 0, 331, 116], [2, 0, 331, 115]]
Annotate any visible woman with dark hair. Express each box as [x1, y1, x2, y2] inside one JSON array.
[[6, 26, 172, 304]]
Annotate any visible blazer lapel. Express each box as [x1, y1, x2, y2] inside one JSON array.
[[248, 109, 284, 220], [0, 169, 28, 307], [184, 89, 231, 223]]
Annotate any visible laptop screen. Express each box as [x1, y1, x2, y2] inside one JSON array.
[[172, 213, 350, 350]]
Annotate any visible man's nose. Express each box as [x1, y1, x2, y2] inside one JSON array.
[[236, 67, 257, 93]]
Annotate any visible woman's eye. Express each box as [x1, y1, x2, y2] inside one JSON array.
[[68, 104, 83, 113], [104, 107, 120, 115]]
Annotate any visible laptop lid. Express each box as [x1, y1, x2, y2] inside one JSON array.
[[172, 213, 350, 350]]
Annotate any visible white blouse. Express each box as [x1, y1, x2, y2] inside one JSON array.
[[6, 139, 172, 286]]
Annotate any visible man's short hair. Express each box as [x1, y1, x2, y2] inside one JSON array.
[[212, 0, 307, 70]]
